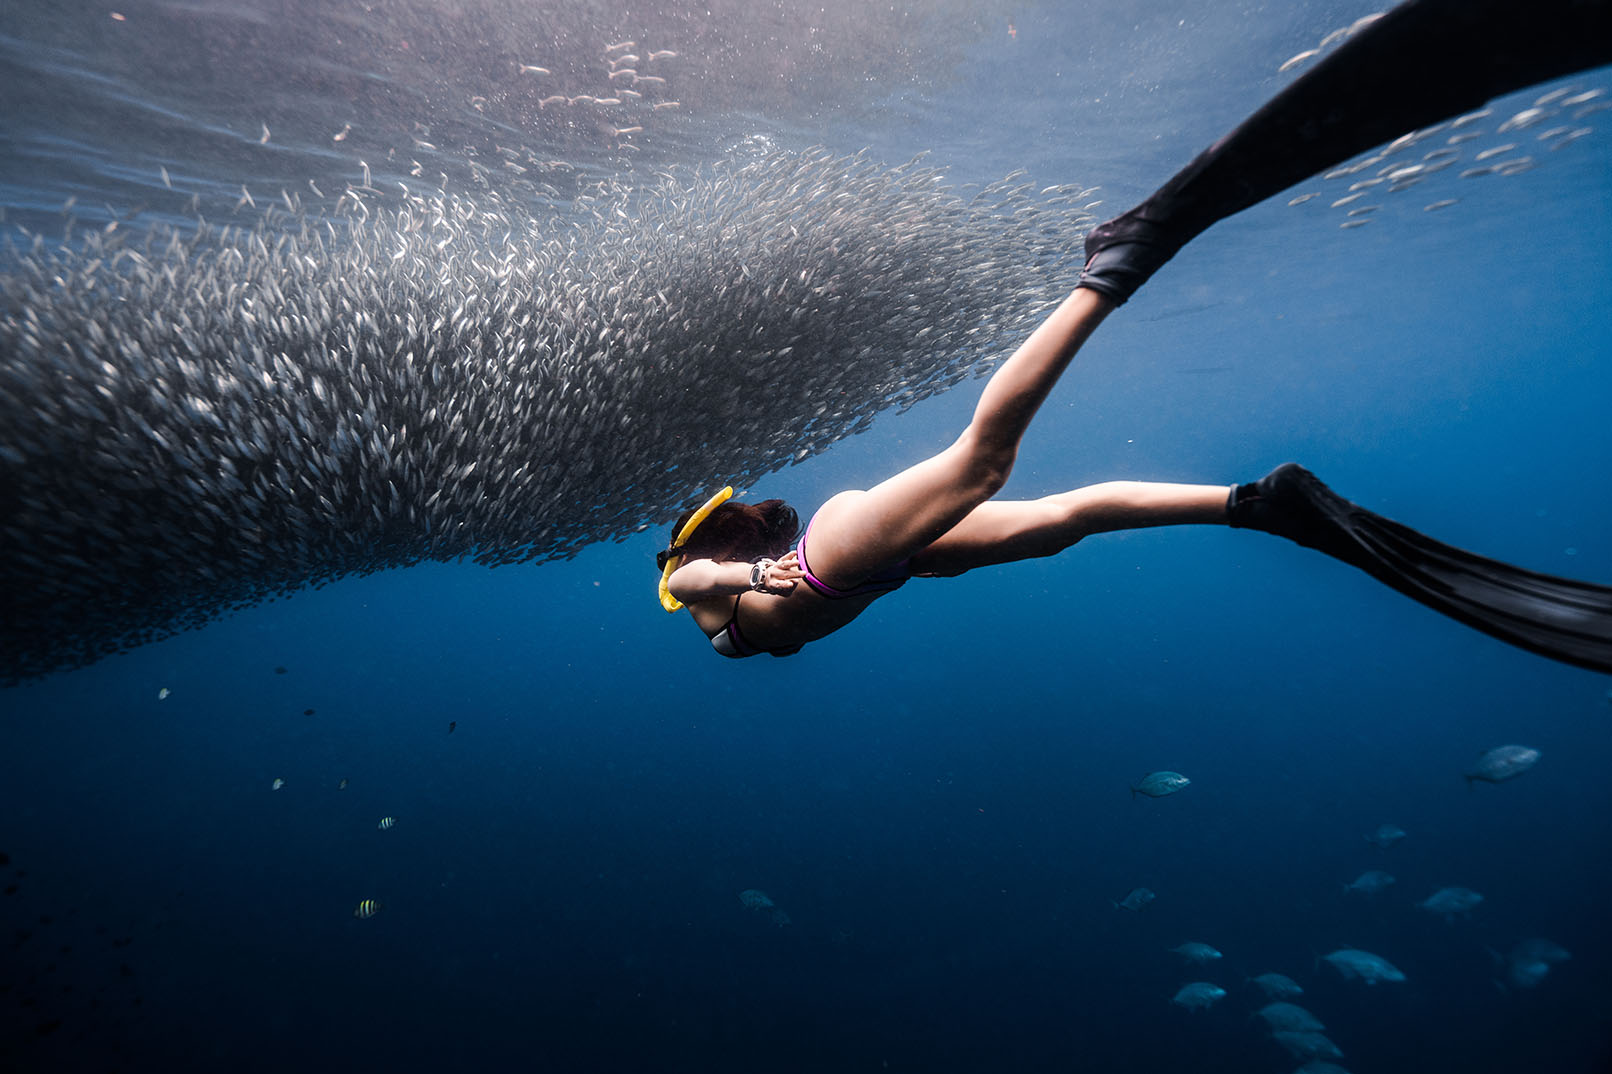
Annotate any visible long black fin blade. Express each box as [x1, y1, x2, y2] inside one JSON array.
[[1251, 468, 1612, 674], [1345, 508, 1612, 673], [1129, 0, 1612, 250]]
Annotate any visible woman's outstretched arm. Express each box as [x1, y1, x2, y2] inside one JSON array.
[[800, 287, 1115, 587]]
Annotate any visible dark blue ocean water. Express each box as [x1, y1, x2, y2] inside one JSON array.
[[3, 2, 1610, 1072]]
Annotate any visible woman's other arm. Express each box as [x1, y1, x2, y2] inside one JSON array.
[[668, 551, 801, 604]]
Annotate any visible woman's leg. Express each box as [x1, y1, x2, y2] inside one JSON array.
[[909, 481, 1230, 576], [804, 288, 1115, 584]]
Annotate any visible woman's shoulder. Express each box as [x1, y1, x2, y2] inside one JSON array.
[[685, 594, 734, 635]]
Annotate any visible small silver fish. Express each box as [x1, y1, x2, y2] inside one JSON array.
[[1346, 12, 1384, 36], [1278, 49, 1319, 73], [1547, 127, 1593, 149], [1497, 107, 1549, 133]]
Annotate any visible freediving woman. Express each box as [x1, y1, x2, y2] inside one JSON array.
[[656, 0, 1612, 671]]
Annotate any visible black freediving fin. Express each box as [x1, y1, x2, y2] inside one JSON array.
[[1227, 464, 1612, 674], [1079, 0, 1612, 303]]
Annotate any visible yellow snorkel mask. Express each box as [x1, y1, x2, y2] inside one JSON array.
[[657, 486, 734, 612]]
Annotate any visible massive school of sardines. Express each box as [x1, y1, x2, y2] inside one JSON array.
[[0, 147, 1103, 684]]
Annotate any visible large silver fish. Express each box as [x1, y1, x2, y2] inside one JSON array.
[[1131, 771, 1191, 798], [1248, 972, 1303, 999], [1171, 982, 1226, 1011], [1343, 870, 1395, 896], [1465, 744, 1541, 784], [1417, 885, 1483, 920], [1363, 822, 1406, 848], [1168, 942, 1222, 964], [1498, 937, 1571, 990], [1322, 947, 1406, 985], [1256, 1002, 1325, 1033], [1272, 1030, 1344, 1061], [1113, 887, 1156, 911]]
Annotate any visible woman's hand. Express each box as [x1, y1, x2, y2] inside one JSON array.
[[755, 550, 803, 594]]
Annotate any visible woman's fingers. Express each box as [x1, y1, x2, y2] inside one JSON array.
[[760, 550, 802, 591]]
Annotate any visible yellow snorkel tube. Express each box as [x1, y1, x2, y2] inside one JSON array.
[[657, 486, 734, 612]]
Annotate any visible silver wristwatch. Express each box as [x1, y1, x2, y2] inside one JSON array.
[[749, 559, 773, 591]]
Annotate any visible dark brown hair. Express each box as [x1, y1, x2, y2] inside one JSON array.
[[659, 498, 799, 566]]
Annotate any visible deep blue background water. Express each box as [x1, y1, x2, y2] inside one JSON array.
[[3, 2, 1611, 1071]]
